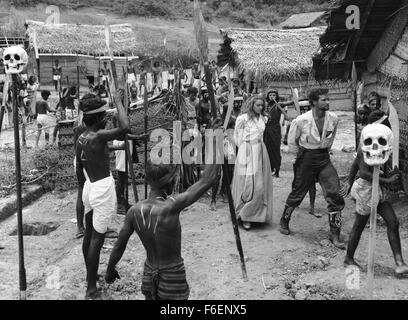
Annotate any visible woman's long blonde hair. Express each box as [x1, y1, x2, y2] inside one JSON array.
[[241, 94, 266, 120]]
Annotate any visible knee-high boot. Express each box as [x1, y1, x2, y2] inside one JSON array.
[[279, 205, 295, 235], [329, 211, 346, 250]]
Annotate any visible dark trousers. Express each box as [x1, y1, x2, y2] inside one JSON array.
[[116, 171, 127, 205], [286, 148, 344, 213]]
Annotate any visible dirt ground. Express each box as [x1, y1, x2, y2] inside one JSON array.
[[1, 112, 408, 300]]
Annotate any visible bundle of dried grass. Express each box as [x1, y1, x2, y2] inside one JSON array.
[[221, 27, 326, 81], [26, 20, 139, 56]]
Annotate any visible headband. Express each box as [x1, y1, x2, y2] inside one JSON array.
[[83, 105, 109, 115]]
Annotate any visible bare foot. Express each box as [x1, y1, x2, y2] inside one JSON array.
[[242, 222, 251, 230], [209, 201, 216, 211], [85, 287, 101, 300], [309, 209, 322, 218], [344, 257, 362, 269], [395, 264, 408, 277]]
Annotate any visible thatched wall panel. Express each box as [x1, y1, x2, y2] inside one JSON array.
[[27, 21, 139, 56], [379, 28, 408, 80], [367, 0, 408, 73], [222, 27, 326, 80]]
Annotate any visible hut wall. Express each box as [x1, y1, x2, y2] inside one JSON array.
[[38, 55, 89, 86], [37, 56, 130, 86], [263, 80, 354, 111]]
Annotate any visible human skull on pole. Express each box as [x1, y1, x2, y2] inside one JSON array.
[[360, 123, 393, 166], [3, 46, 28, 74]]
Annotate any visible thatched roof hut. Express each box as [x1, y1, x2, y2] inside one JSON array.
[[218, 26, 354, 111], [280, 11, 327, 29], [313, 0, 405, 81], [0, 36, 26, 49], [26, 20, 138, 57], [219, 27, 326, 81], [313, 0, 408, 185]]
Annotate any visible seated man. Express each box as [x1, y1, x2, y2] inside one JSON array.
[[105, 119, 222, 300]]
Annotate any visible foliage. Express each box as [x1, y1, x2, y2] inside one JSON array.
[[8, 0, 332, 27], [32, 144, 59, 170]]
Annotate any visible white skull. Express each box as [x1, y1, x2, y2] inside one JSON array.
[[3, 46, 28, 74], [361, 124, 393, 166]]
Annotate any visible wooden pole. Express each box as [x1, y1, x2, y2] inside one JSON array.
[[367, 165, 380, 299], [176, 68, 184, 193], [193, 0, 247, 280], [143, 82, 148, 199], [97, 56, 101, 97], [32, 31, 40, 84], [12, 73, 27, 299], [122, 66, 139, 203], [76, 54, 80, 100], [122, 67, 129, 206], [352, 61, 359, 152]]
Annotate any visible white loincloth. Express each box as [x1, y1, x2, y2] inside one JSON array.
[[113, 140, 133, 172], [82, 175, 117, 234], [127, 73, 136, 84], [53, 75, 61, 81], [37, 114, 55, 132]]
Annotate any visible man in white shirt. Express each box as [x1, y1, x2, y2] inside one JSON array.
[[112, 139, 133, 215], [279, 88, 346, 249]]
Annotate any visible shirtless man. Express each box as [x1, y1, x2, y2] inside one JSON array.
[[138, 64, 147, 98], [105, 119, 222, 300], [52, 59, 62, 92], [75, 91, 129, 299], [35, 90, 56, 147], [342, 118, 408, 277], [100, 61, 111, 97]]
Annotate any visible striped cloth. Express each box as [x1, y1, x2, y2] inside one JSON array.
[[141, 259, 190, 300]]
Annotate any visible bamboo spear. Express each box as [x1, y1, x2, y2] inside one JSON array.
[[123, 66, 139, 203], [143, 75, 148, 199], [352, 61, 359, 152], [367, 165, 380, 299], [193, 0, 247, 280], [104, 18, 135, 205], [11, 73, 27, 299]]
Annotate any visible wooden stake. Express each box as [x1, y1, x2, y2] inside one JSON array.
[[352, 61, 359, 152], [367, 165, 380, 299], [143, 83, 148, 199], [122, 66, 139, 203], [193, 0, 247, 281], [12, 74, 27, 299]]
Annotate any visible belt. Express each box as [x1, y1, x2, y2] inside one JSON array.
[[303, 148, 329, 154]]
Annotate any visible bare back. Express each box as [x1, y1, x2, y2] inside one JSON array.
[[128, 199, 182, 268], [76, 131, 111, 182]]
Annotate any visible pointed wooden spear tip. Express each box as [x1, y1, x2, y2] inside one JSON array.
[[193, 0, 208, 62], [351, 61, 357, 83]]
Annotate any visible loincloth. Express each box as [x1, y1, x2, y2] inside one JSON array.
[[141, 259, 190, 300], [82, 175, 116, 234], [350, 178, 389, 216]]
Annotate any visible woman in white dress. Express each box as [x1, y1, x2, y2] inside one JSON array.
[[232, 95, 274, 230]]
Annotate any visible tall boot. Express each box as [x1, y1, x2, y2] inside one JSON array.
[[329, 212, 346, 250], [279, 205, 295, 235]]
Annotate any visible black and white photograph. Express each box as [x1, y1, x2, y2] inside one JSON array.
[[1, 0, 408, 305]]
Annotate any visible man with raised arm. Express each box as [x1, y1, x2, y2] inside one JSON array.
[[75, 91, 129, 299], [105, 119, 222, 300]]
